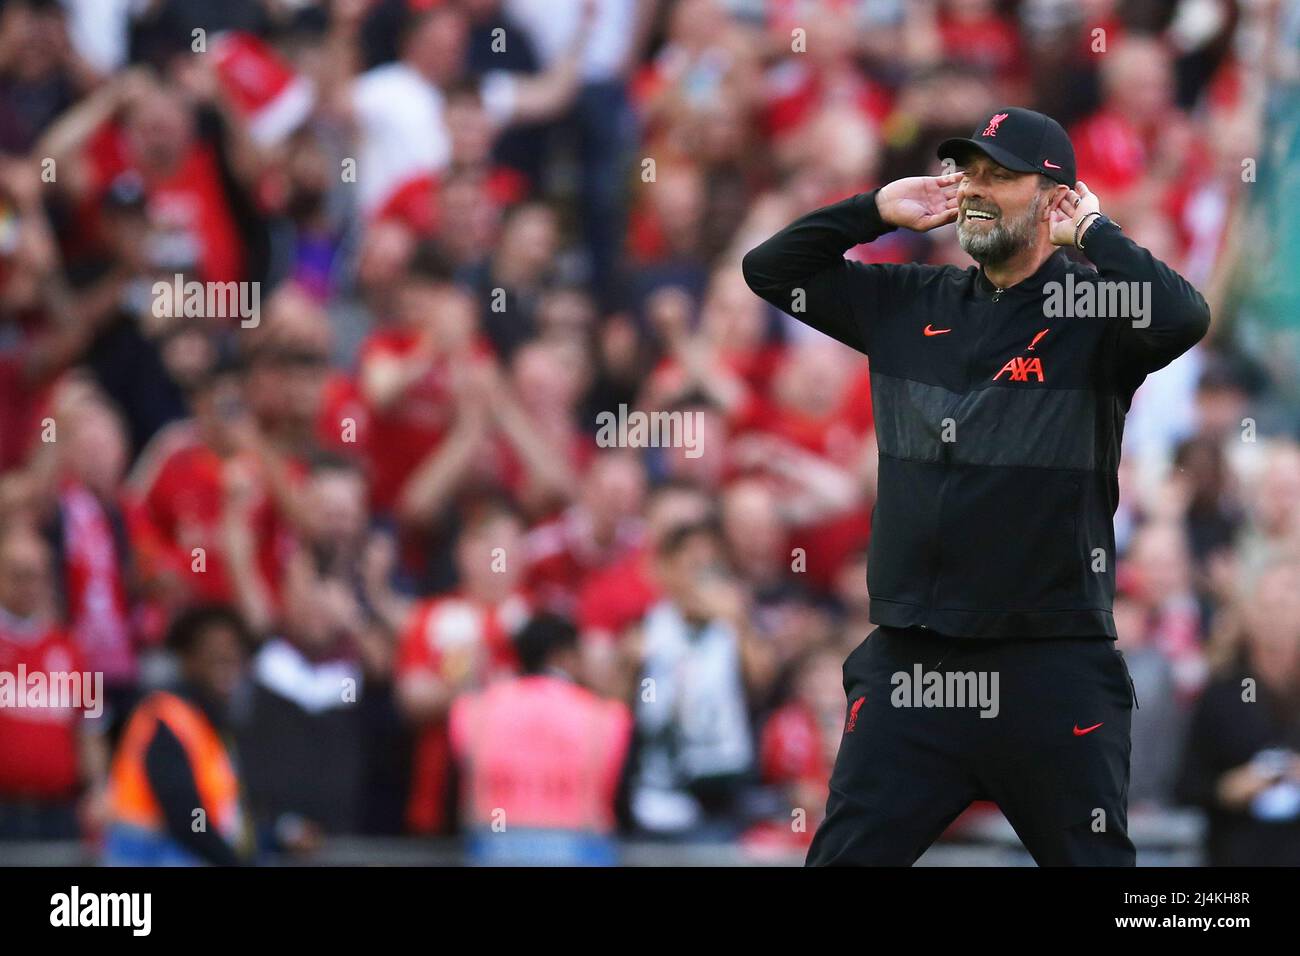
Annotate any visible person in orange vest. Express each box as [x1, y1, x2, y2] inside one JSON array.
[[103, 605, 256, 865], [449, 613, 632, 866]]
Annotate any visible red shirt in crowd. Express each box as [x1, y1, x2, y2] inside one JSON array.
[[730, 367, 875, 589], [129, 425, 294, 607], [761, 700, 831, 791], [525, 507, 645, 615], [0, 618, 88, 799], [85, 122, 246, 284], [0, 350, 48, 473], [315, 371, 369, 455], [575, 549, 661, 644], [56, 479, 136, 684], [356, 330, 494, 513], [937, 9, 1027, 86], [1070, 108, 1153, 197], [760, 59, 892, 144]]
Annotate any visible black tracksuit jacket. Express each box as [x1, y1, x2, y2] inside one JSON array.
[[742, 189, 1210, 640]]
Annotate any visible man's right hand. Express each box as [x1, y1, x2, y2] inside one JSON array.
[[876, 173, 962, 232]]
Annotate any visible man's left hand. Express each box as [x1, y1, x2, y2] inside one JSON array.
[[1050, 180, 1102, 247]]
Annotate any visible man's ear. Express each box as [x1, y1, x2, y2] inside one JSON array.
[[1043, 184, 1069, 221]]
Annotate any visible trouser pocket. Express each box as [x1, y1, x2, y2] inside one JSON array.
[[1113, 646, 1139, 710]]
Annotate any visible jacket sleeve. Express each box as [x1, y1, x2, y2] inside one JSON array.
[[1082, 219, 1211, 378], [143, 722, 244, 866], [741, 190, 899, 356]]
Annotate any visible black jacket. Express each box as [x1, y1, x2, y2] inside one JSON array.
[[142, 685, 244, 866], [742, 190, 1210, 639], [1176, 670, 1300, 866]]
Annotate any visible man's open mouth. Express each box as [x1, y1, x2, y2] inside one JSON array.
[[963, 209, 998, 221]]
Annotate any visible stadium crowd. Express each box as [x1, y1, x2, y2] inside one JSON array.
[[0, 0, 1299, 866]]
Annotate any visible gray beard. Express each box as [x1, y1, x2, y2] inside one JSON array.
[[957, 195, 1041, 266]]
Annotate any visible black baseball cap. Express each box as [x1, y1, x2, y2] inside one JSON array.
[[938, 107, 1076, 187]]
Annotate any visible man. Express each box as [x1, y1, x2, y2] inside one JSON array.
[[37, 68, 251, 285], [103, 604, 255, 865], [450, 612, 631, 865], [1176, 562, 1300, 866], [395, 500, 531, 834], [0, 525, 109, 841], [47, 398, 139, 737], [629, 520, 767, 840], [524, 449, 646, 614], [237, 548, 365, 837], [349, 1, 591, 227], [129, 356, 293, 625], [743, 107, 1210, 866], [575, 478, 711, 698]]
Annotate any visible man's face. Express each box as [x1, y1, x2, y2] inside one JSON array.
[[407, 9, 467, 85], [955, 155, 1050, 265], [309, 469, 368, 547], [457, 514, 525, 600], [660, 532, 726, 609], [1246, 565, 1300, 682], [126, 88, 192, 173], [281, 551, 341, 654], [0, 531, 51, 620], [195, 375, 249, 454], [185, 624, 247, 705]]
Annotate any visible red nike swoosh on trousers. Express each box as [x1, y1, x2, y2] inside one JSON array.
[[1073, 722, 1103, 736], [923, 325, 952, 336]]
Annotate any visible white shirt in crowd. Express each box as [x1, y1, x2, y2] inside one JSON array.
[[350, 62, 517, 215], [505, 0, 637, 83]]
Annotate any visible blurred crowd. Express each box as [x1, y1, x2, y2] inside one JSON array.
[[0, 0, 1299, 866]]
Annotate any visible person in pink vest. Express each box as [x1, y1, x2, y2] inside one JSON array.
[[449, 613, 632, 866]]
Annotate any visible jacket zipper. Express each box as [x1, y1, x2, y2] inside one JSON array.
[[927, 282, 1003, 620]]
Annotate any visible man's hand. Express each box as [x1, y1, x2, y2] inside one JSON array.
[[876, 173, 961, 231], [1050, 180, 1103, 247]]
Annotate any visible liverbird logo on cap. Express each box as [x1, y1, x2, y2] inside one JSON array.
[[982, 112, 1010, 137]]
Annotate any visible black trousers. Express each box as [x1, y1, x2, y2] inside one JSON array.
[[807, 626, 1137, 866]]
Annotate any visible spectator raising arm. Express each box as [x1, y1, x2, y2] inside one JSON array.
[[360, 332, 440, 413], [488, 380, 581, 508], [35, 67, 150, 204], [642, 287, 748, 415], [395, 378, 492, 530], [491, 0, 597, 126], [220, 458, 274, 637]]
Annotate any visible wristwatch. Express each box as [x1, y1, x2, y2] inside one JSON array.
[[1076, 213, 1114, 251]]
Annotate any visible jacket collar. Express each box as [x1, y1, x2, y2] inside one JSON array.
[[975, 248, 1068, 298], [175, 680, 230, 732]]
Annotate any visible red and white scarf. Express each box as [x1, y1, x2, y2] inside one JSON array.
[[59, 481, 134, 682]]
